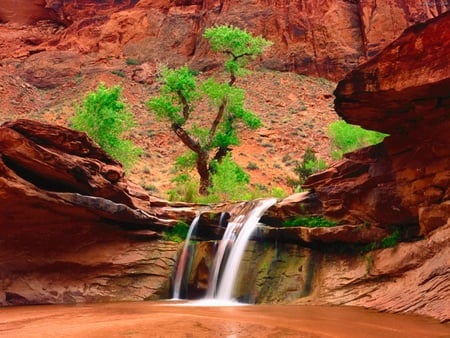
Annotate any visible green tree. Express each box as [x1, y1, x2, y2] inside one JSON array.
[[72, 83, 142, 169], [147, 25, 272, 195]]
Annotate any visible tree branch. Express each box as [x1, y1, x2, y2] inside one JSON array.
[[207, 96, 228, 148], [177, 90, 190, 120], [171, 123, 201, 153]]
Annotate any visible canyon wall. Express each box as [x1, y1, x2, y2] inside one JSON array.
[[0, 0, 448, 80], [183, 11, 450, 322]]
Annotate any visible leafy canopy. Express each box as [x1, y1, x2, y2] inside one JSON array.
[[203, 25, 273, 75], [147, 25, 272, 197], [72, 83, 142, 169]]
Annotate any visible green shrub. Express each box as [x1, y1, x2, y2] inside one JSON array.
[[205, 154, 250, 202], [270, 186, 286, 198], [167, 173, 199, 202], [126, 58, 140, 65], [246, 162, 259, 170], [328, 120, 388, 159], [288, 147, 327, 190], [71, 83, 142, 170], [163, 221, 190, 242], [283, 216, 338, 228], [380, 229, 400, 248], [111, 70, 126, 77]]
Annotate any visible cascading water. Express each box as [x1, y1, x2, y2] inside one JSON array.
[[172, 198, 277, 302], [172, 214, 201, 300], [207, 198, 277, 301]]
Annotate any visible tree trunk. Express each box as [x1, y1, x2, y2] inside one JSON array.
[[197, 150, 210, 195]]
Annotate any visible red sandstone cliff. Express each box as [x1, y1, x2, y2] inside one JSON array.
[[0, 0, 448, 80], [0, 0, 449, 323]]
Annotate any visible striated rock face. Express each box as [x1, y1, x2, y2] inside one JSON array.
[[185, 223, 449, 321], [305, 11, 450, 235], [1, 1, 448, 80], [292, 11, 449, 321], [294, 222, 450, 322], [0, 119, 196, 305]]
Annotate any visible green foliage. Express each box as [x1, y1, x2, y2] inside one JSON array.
[[147, 25, 271, 197], [206, 154, 250, 202], [167, 173, 198, 203], [147, 65, 198, 126], [126, 58, 140, 65], [111, 70, 126, 78], [328, 120, 388, 159], [203, 25, 273, 75], [71, 83, 142, 169], [270, 187, 287, 199], [360, 229, 401, 253], [380, 229, 401, 248], [163, 221, 190, 242], [288, 147, 327, 190], [283, 216, 338, 228], [166, 154, 286, 203]]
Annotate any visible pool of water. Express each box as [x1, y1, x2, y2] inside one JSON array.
[[0, 302, 448, 337]]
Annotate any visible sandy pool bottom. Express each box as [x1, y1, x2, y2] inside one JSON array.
[[0, 301, 448, 338]]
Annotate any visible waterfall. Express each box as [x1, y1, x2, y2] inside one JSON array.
[[207, 198, 277, 301], [172, 198, 276, 302], [172, 214, 201, 300]]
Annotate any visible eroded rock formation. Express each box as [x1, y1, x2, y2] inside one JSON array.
[[182, 12, 450, 322], [297, 11, 449, 321], [0, 0, 448, 81], [0, 119, 196, 305], [307, 11, 450, 235]]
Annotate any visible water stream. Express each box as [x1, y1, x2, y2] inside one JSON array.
[[172, 214, 201, 300], [172, 198, 277, 302]]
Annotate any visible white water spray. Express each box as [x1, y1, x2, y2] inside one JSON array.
[[207, 198, 277, 301], [172, 198, 276, 302], [172, 214, 201, 300]]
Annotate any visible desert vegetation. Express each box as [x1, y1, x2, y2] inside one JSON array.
[[71, 83, 142, 170], [147, 25, 272, 196]]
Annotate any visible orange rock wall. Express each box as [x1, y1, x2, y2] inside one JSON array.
[[1, 0, 448, 80]]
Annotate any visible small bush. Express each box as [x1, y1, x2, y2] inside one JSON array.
[[246, 162, 259, 170], [380, 229, 400, 248], [283, 216, 338, 228], [163, 221, 190, 242], [206, 154, 250, 202], [288, 147, 327, 190], [328, 120, 388, 159], [126, 58, 140, 65], [167, 173, 199, 202], [111, 70, 126, 78]]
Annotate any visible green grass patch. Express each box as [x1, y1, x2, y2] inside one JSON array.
[[283, 216, 338, 228], [328, 120, 388, 159]]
